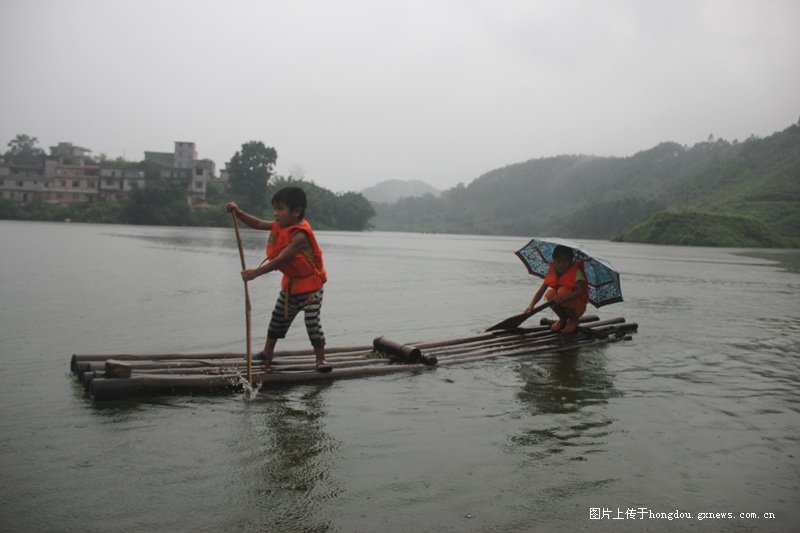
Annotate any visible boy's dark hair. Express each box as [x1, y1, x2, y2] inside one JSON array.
[[271, 187, 307, 219], [552, 245, 574, 262]]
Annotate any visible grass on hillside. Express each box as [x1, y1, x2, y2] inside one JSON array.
[[617, 209, 789, 248]]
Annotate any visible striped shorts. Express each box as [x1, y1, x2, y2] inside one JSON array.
[[267, 289, 326, 348]]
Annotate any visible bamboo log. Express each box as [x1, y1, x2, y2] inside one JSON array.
[[432, 331, 632, 368], [431, 323, 631, 362], [89, 362, 433, 401], [421, 324, 593, 357], [90, 374, 241, 401], [409, 318, 584, 349], [436, 337, 595, 367], [425, 330, 561, 357], [70, 352, 243, 372], [86, 350, 421, 379], [105, 360, 132, 379], [129, 356, 395, 375], [261, 345, 374, 357], [72, 349, 377, 378], [433, 336, 567, 362], [425, 320, 623, 357], [372, 337, 437, 366], [74, 361, 95, 378], [535, 316, 625, 329], [70, 345, 375, 372], [616, 322, 638, 334], [531, 314, 601, 327], [253, 363, 429, 383], [99, 353, 375, 372], [81, 371, 98, 391]]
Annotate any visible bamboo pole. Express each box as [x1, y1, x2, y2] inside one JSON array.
[[231, 211, 253, 387]]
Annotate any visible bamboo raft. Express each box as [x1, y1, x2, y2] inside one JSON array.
[[70, 315, 637, 401]]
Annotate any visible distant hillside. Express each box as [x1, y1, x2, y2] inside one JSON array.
[[617, 210, 787, 247], [362, 179, 440, 204], [373, 124, 800, 246]]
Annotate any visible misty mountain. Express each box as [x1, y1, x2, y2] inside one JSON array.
[[372, 124, 800, 246], [362, 179, 441, 204]]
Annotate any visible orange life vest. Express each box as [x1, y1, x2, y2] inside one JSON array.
[[266, 219, 327, 295], [544, 260, 589, 303]]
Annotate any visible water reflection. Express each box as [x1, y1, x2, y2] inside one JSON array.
[[237, 385, 340, 532], [509, 348, 619, 463], [516, 348, 618, 414]]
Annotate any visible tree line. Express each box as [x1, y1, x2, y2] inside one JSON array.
[[1, 138, 375, 231], [372, 124, 800, 245]]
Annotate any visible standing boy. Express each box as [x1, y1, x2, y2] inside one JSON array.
[[226, 187, 331, 372], [524, 244, 588, 334]]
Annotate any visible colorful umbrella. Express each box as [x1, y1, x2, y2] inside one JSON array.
[[515, 237, 623, 308]]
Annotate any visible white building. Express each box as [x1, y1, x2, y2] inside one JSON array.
[[145, 141, 214, 204]]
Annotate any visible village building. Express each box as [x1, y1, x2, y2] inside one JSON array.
[[0, 159, 56, 204], [0, 140, 214, 206], [98, 167, 147, 204], [145, 141, 215, 204]]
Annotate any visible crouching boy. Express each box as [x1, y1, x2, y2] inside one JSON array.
[[525, 244, 588, 334]]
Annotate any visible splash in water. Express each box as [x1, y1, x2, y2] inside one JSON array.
[[235, 375, 262, 401]]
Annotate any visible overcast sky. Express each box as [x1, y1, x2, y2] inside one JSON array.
[[1, 0, 798, 192]]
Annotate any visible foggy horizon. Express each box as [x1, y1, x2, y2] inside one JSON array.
[[2, 0, 798, 193]]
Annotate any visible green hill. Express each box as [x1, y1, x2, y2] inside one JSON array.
[[373, 124, 800, 247], [617, 210, 787, 247]]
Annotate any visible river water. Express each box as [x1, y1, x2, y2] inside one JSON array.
[[0, 220, 798, 532]]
